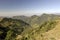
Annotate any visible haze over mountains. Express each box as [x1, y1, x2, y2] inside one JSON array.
[[0, 13, 60, 40]]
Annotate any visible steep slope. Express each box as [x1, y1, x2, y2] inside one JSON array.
[[43, 20, 60, 40], [16, 20, 57, 40], [12, 14, 60, 40]]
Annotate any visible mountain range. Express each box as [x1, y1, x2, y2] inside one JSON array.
[[0, 13, 60, 40]]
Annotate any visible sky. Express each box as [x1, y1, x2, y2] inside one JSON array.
[[0, 0, 60, 16]]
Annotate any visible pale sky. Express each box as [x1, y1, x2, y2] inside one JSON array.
[[0, 0, 60, 16]]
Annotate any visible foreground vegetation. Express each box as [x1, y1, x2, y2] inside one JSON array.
[[20, 21, 57, 40]]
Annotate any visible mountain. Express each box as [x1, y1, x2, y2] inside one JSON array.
[[12, 14, 60, 40], [13, 16, 30, 23], [0, 17, 30, 40], [0, 14, 60, 40], [13, 14, 60, 28]]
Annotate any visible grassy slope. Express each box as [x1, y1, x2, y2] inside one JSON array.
[[43, 20, 60, 40]]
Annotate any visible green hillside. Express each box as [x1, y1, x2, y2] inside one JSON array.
[[0, 17, 30, 40]]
